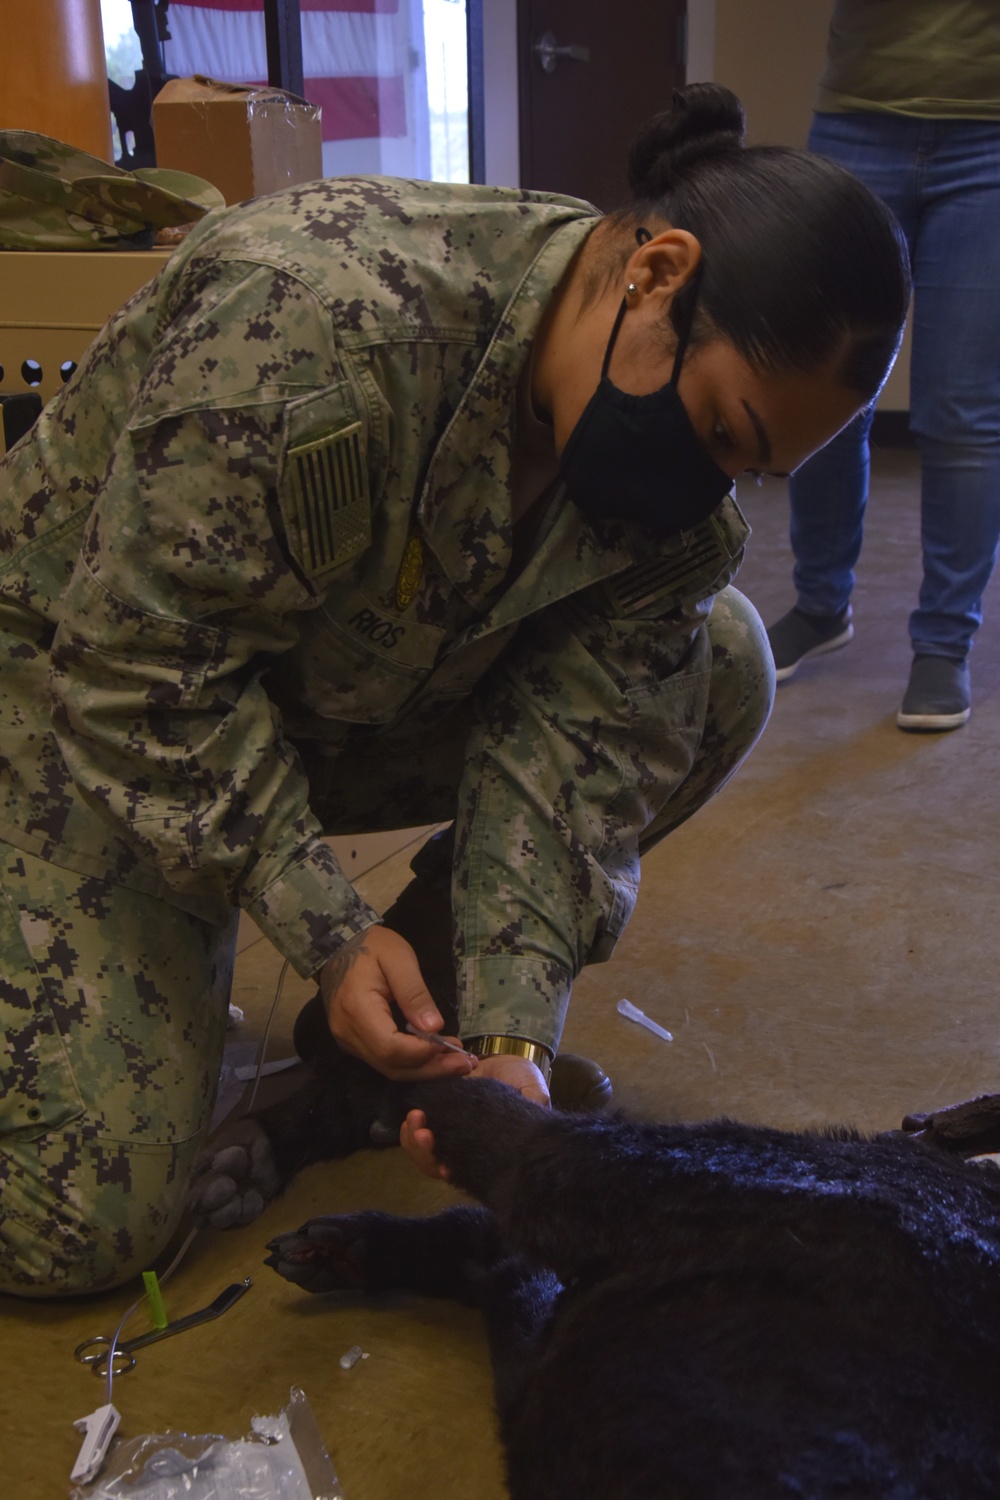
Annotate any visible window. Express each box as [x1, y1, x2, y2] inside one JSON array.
[[103, 0, 473, 183]]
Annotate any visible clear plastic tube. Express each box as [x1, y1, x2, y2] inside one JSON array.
[[617, 997, 673, 1043]]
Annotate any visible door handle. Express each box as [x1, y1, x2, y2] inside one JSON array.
[[533, 32, 591, 73]]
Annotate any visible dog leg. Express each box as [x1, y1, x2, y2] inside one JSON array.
[[264, 1203, 503, 1297], [407, 1078, 640, 1278], [265, 1196, 560, 1440]]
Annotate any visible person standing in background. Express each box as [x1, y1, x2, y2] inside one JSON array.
[[767, 0, 1000, 730]]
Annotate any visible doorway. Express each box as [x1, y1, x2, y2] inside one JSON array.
[[517, 0, 686, 209]]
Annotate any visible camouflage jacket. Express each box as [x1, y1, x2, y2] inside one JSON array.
[[0, 177, 748, 1049]]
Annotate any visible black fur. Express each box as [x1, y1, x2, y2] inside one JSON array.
[[266, 1078, 1000, 1500], [187, 999, 408, 1228]]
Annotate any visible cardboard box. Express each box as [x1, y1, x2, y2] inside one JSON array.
[[0, 249, 171, 412], [153, 76, 323, 206]]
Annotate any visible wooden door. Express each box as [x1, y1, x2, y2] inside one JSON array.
[[517, 0, 686, 210]]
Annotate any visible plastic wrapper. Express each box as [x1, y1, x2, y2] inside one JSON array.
[[72, 1388, 342, 1500]]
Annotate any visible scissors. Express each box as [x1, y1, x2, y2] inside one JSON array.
[[75, 1277, 252, 1377]]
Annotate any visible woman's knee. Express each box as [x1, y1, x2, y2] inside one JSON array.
[[706, 586, 776, 755], [636, 589, 775, 859]]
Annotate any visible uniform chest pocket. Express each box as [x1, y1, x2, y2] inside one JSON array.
[[285, 602, 443, 726]]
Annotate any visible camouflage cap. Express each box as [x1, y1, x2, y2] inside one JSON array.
[[0, 130, 224, 250]]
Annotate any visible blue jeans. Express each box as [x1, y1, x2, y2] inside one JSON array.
[[789, 112, 1000, 659]]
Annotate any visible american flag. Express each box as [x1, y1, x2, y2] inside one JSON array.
[[163, 0, 422, 177]]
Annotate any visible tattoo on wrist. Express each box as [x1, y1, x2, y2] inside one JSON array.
[[323, 932, 370, 996]]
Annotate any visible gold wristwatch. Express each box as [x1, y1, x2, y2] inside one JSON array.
[[466, 1034, 553, 1084]]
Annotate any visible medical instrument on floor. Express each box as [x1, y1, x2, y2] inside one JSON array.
[[72, 1405, 122, 1487], [617, 997, 674, 1043], [338, 1344, 369, 1371], [71, 1224, 204, 1484], [76, 1277, 253, 1378], [70, 1387, 345, 1500], [142, 1270, 169, 1330], [404, 1021, 469, 1056]]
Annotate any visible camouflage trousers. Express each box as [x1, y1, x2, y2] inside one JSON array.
[[0, 586, 772, 1298]]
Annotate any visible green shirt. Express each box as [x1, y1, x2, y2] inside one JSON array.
[[817, 0, 1000, 119]]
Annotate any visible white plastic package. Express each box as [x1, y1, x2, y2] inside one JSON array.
[[72, 1388, 343, 1500]]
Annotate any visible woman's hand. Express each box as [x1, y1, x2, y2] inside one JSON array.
[[475, 1053, 551, 1107], [319, 926, 476, 1082], [400, 1055, 551, 1180], [400, 1109, 451, 1180]]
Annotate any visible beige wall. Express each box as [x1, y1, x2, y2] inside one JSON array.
[[698, 0, 910, 409], [711, 0, 833, 148]]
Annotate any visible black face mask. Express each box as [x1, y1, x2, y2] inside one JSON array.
[[559, 242, 735, 538]]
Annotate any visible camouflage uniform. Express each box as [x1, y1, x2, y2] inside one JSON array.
[[0, 176, 772, 1294]]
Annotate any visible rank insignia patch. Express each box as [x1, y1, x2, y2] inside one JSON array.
[[395, 534, 424, 610], [285, 422, 371, 578]]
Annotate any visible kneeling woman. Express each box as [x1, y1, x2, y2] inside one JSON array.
[[0, 84, 909, 1293]]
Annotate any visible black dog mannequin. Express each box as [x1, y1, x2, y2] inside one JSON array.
[[265, 1078, 1000, 1500]]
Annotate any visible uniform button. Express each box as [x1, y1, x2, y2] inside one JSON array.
[[26, 1106, 41, 1121]]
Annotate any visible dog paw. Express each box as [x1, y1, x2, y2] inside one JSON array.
[[187, 1118, 283, 1229], [264, 1213, 376, 1294]]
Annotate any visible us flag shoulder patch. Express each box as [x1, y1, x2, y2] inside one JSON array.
[[603, 521, 731, 617], [285, 422, 371, 578]]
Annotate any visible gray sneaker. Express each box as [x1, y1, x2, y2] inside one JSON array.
[[767, 606, 854, 682], [897, 655, 970, 732]]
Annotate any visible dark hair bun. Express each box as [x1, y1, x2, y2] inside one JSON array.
[[628, 83, 746, 200]]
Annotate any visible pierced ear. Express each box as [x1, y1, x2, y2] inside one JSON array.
[[633, 230, 702, 297]]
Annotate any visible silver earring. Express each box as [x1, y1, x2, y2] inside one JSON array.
[[626, 282, 638, 297]]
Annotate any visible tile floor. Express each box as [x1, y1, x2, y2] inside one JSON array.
[[6, 445, 999, 1498]]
